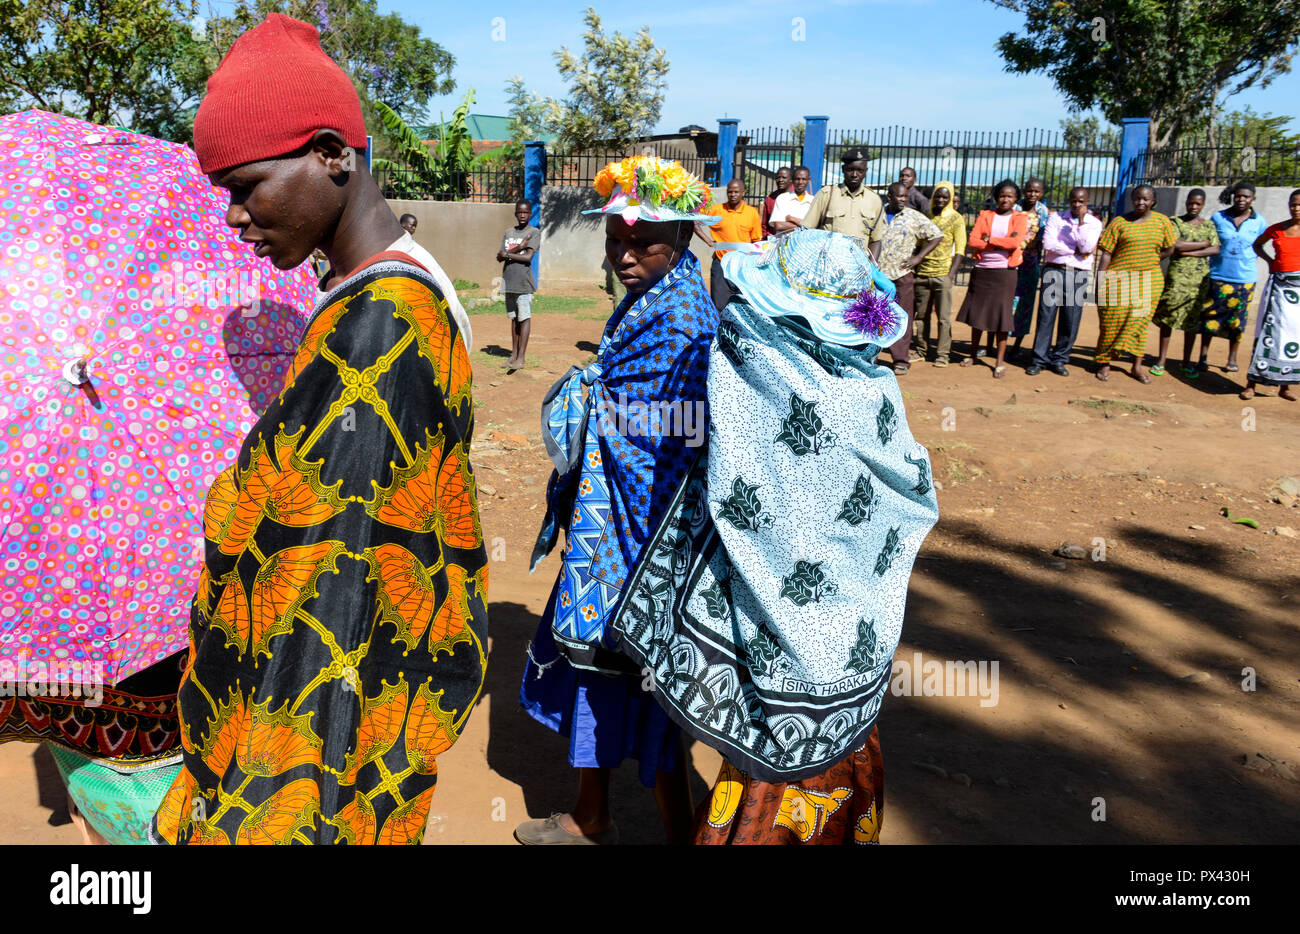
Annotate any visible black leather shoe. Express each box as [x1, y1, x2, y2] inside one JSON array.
[[1025, 365, 1042, 376], [1051, 365, 1069, 376]]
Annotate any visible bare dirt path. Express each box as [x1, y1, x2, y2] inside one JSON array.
[[4, 286, 1297, 844]]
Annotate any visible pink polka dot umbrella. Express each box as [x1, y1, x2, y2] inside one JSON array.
[[0, 110, 317, 685]]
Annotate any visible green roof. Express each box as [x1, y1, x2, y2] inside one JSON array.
[[428, 113, 555, 144], [465, 114, 511, 140]]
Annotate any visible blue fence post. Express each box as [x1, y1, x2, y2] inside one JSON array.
[[803, 115, 829, 187], [717, 118, 739, 185], [1114, 117, 1150, 217], [524, 140, 546, 288]]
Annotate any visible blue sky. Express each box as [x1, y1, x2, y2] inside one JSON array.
[[384, 0, 1300, 136]]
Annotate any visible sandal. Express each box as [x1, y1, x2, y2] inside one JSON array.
[[1133, 370, 1151, 384], [1149, 364, 1166, 376], [1239, 388, 1256, 400], [894, 362, 910, 375], [1096, 369, 1110, 382], [993, 365, 1007, 379], [1181, 365, 1199, 379], [959, 358, 974, 367], [1225, 361, 1240, 372]]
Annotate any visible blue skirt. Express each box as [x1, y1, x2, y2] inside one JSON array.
[[519, 588, 682, 787]]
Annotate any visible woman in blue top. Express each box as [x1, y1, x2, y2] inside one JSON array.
[[515, 156, 719, 845], [1199, 182, 1268, 372]]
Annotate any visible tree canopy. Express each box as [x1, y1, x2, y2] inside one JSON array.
[[506, 7, 669, 151], [0, 0, 209, 140], [1059, 114, 1120, 150], [991, 0, 1300, 147], [0, 0, 456, 147], [206, 0, 455, 152]]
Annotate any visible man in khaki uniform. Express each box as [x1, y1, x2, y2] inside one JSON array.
[[802, 147, 886, 257]]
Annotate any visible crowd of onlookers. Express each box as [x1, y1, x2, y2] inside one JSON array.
[[389, 150, 1299, 401], [697, 149, 1300, 398]]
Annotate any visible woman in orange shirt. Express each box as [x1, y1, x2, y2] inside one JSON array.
[[957, 180, 1030, 377], [1242, 189, 1300, 401]]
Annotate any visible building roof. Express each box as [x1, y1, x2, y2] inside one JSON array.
[[427, 113, 555, 144]]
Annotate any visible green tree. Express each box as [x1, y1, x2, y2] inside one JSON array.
[[494, 73, 551, 168], [208, 0, 456, 153], [547, 7, 670, 149], [991, 0, 1300, 148], [0, 0, 208, 139], [505, 75, 549, 147], [1059, 114, 1120, 150], [372, 90, 475, 199], [1025, 154, 1082, 207], [1146, 106, 1300, 185]]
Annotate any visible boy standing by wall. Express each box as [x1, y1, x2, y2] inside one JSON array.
[[499, 198, 539, 369]]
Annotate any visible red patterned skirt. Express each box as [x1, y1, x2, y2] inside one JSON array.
[[694, 727, 884, 845]]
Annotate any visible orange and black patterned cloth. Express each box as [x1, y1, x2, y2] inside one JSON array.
[[695, 728, 884, 845], [150, 253, 487, 845]]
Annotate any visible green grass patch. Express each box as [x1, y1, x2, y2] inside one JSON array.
[[452, 278, 479, 291], [1069, 399, 1156, 416], [933, 442, 981, 484], [466, 294, 606, 317]]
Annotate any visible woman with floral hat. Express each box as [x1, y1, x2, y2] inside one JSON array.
[[515, 156, 720, 845]]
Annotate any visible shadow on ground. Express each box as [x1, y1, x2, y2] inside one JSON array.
[[882, 516, 1300, 843], [482, 600, 712, 845]]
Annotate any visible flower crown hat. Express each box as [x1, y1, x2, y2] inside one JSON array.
[[722, 228, 908, 347], [585, 154, 720, 225]]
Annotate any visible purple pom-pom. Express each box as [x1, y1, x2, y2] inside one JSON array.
[[842, 290, 897, 337]]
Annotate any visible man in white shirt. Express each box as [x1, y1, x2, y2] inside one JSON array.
[[1027, 187, 1102, 376], [768, 165, 814, 235], [391, 229, 473, 352], [318, 213, 474, 352]]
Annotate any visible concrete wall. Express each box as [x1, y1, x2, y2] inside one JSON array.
[[386, 199, 518, 289], [539, 186, 725, 289], [1152, 186, 1296, 287]]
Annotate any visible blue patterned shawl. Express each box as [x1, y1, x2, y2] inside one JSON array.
[[531, 250, 717, 670], [607, 298, 939, 781]]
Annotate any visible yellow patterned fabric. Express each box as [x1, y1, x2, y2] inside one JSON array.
[[151, 258, 487, 845]]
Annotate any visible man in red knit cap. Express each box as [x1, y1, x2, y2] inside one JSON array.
[[150, 13, 489, 845]]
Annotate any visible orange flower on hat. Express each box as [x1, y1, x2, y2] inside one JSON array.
[[594, 165, 618, 198]]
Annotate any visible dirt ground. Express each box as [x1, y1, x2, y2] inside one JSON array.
[[3, 283, 1298, 845]]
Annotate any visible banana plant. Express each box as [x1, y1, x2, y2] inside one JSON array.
[[372, 89, 475, 199]]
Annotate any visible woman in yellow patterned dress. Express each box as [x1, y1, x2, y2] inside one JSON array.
[[1094, 185, 1177, 383], [149, 14, 487, 845]]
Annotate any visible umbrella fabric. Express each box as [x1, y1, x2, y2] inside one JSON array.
[[0, 110, 316, 701]]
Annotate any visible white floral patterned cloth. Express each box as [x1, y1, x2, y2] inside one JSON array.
[[608, 297, 938, 781]]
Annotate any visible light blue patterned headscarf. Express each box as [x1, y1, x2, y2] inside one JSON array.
[[723, 228, 908, 347]]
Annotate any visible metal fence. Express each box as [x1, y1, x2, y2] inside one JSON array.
[[1137, 126, 1300, 188], [734, 126, 803, 207], [823, 126, 1119, 219], [545, 144, 714, 189], [375, 164, 524, 203]]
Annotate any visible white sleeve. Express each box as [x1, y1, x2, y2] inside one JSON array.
[[427, 259, 473, 353]]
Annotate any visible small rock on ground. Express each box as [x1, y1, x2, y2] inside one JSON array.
[[1241, 753, 1298, 783]]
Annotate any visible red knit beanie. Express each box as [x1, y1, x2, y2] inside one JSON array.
[[193, 13, 368, 174]]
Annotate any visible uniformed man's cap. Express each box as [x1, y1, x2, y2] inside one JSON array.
[[841, 147, 868, 164]]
